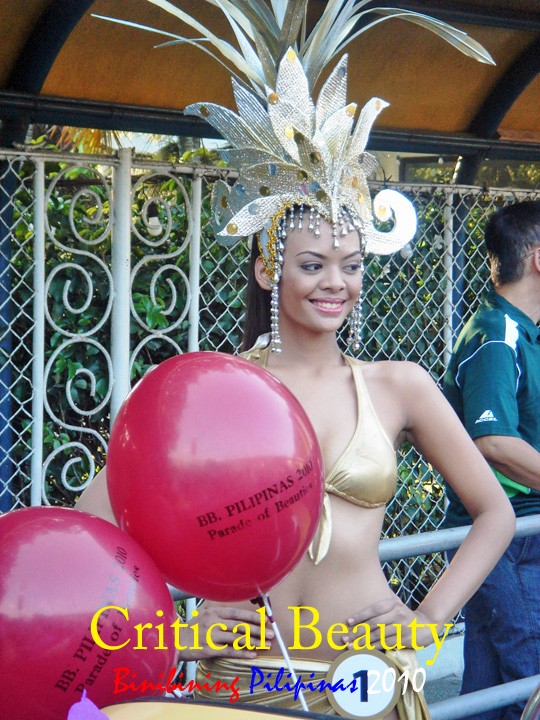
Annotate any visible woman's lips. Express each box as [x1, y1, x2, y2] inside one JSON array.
[[309, 298, 346, 315]]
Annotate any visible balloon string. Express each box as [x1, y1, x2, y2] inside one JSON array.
[[258, 593, 309, 713]]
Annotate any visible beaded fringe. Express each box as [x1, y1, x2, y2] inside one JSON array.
[[268, 204, 364, 353]]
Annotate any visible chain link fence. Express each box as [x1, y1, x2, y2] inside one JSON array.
[[1, 147, 538, 604]]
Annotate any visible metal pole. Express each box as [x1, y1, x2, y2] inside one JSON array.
[[30, 159, 46, 506], [379, 514, 540, 562], [187, 173, 202, 353], [430, 675, 540, 720], [110, 148, 132, 424], [185, 171, 203, 680], [521, 680, 540, 720], [451, 190, 469, 336]]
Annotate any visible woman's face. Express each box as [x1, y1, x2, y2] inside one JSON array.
[[277, 218, 363, 338]]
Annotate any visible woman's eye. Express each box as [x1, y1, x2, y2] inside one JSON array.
[[344, 262, 362, 273], [301, 263, 322, 272]]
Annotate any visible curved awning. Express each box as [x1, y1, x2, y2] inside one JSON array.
[[0, 0, 538, 161]]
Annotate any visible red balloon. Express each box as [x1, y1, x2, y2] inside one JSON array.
[[0, 507, 177, 720], [107, 351, 324, 601]]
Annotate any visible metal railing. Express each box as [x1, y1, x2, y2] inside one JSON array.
[[430, 677, 540, 720], [379, 516, 540, 719], [520, 682, 540, 720], [379, 514, 540, 561]]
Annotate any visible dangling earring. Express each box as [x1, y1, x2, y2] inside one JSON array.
[[348, 227, 365, 352], [269, 215, 286, 353], [270, 280, 281, 352], [347, 293, 363, 351]]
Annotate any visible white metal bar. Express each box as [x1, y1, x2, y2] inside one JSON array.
[[30, 159, 46, 506], [522, 681, 540, 720], [188, 174, 202, 353], [430, 674, 540, 720], [110, 147, 133, 424], [379, 514, 540, 562], [184, 597, 198, 683]]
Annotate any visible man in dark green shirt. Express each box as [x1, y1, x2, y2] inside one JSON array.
[[443, 200, 540, 720]]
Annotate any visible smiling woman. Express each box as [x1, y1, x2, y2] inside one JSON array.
[[72, 1, 520, 717], [180, 194, 515, 718], [254, 219, 364, 344], [170, 32, 513, 718]]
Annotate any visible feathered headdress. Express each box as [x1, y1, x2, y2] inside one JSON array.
[[95, 0, 494, 349], [95, 0, 493, 257]]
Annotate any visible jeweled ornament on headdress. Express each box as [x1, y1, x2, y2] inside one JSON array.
[[186, 49, 417, 262]]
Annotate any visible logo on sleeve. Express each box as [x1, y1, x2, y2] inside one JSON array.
[[475, 409, 497, 424]]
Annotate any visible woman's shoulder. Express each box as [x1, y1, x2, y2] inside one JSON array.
[[345, 358, 439, 443], [347, 355, 432, 386]]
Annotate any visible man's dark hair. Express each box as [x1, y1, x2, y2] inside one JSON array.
[[485, 200, 540, 285]]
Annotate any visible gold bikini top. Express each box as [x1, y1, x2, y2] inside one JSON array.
[[240, 340, 398, 563]]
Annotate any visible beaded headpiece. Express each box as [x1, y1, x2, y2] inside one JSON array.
[[98, 0, 494, 350], [186, 51, 418, 261], [185, 47, 421, 351]]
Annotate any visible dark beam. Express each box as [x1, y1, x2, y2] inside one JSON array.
[[455, 35, 540, 183], [0, 91, 221, 140], [0, 90, 539, 161], [469, 36, 540, 139], [6, 0, 95, 93], [360, 1, 540, 31], [371, 129, 540, 162], [1, 0, 94, 148]]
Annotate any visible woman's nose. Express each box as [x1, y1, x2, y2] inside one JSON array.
[[320, 265, 346, 290]]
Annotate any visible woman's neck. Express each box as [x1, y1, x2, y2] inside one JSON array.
[[267, 327, 345, 371]]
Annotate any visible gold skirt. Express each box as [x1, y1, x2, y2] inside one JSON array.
[[194, 650, 431, 718]]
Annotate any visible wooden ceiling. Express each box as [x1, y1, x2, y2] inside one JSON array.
[[0, 0, 539, 165]]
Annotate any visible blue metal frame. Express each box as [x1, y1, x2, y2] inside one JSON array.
[[0, 1, 93, 508], [0, 166, 16, 511]]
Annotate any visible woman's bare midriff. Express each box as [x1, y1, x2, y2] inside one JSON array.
[[205, 496, 396, 661]]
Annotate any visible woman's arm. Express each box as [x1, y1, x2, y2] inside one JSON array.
[[346, 362, 515, 649], [398, 362, 515, 625], [74, 467, 117, 525]]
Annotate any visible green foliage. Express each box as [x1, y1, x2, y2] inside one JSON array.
[[383, 445, 446, 606], [403, 156, 540, 190], [8, 158, 244, 506], [359, 191, 451, 377]]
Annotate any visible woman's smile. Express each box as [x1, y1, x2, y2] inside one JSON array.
[[309, 297, 347, 316]]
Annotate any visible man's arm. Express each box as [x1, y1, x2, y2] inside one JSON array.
[[475, 434, 540, 492]]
